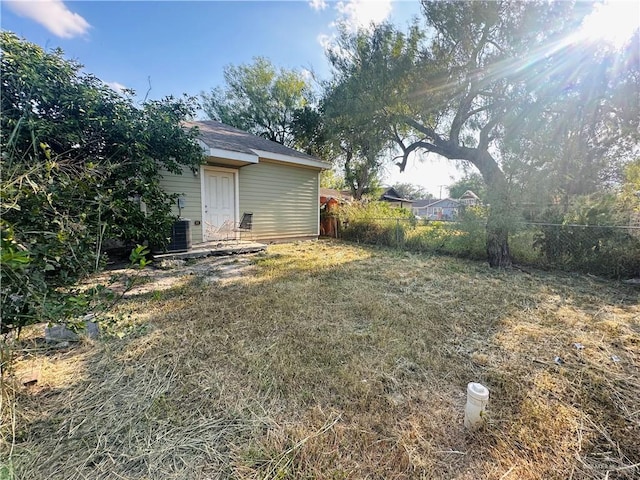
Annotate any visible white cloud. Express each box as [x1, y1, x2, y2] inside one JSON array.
[[300, 68, 313, 82], [315, 0, 394, 52], [5, 0, 90, 39], [308, 0, 328, 11], [106, 81, 128, 94], [317, 33, 334, 51], [335, 0, 393, 33]]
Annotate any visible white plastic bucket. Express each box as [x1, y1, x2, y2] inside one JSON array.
[[464, 382, 489, 429]]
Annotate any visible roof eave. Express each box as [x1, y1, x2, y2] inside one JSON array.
[[252, 149, 330, 170]]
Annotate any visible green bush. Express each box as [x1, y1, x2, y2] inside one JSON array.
[[336, 201, 412, 247], [333, 194, 638, 278], [405, 222, 453, 253], [0, 32, 202, 333], [442, 207, 488, 260], [534, 224, 640, 277], [509, 228, 542, 265], [405, 208, 488, 259], [532, 195, 640, 278]]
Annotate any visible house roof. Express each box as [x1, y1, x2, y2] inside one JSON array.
[[426, 198, 461, 208], [460, 190, 479, 199], [185, 120, 329, 169], [412, 198, 435, 208], [380, 187, 413, 203], [320, 188, 353, 201]]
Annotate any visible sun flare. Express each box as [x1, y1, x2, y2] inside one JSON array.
[[579, 0, 640, 48]]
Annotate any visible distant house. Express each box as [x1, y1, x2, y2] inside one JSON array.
[[379, 187, 414, 209], [459, 190, 480, 206], [411, 198, 435, 217], [413, 190, 481, 220], [159, 120, 330, 245], [420, 198, 461, 220]]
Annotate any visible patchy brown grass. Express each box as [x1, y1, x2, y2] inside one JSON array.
[[2, 239, 639, 479]]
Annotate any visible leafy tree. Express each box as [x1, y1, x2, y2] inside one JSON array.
[[448, 173, 485, 200], [322, 24, 422, 199], [202, 57, 314, 147], [501, 27, 640, 213], [618, 158, 640, 218], [324, 1, 638, 267], [0, 32, 203, 333], [320, 169, 347, 190], [391, 183, 432, 200]]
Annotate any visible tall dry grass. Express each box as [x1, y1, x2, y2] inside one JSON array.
[[2, 240, 638, 479]]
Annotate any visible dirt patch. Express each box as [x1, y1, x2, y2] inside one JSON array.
[[94, 253, 262, 296]]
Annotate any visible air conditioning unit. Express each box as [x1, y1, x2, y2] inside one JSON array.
[[165, 219, 191, 253]]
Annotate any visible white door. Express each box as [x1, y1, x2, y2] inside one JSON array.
[[203, 170, 235, 241]]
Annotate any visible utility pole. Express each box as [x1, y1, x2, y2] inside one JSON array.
[[438, 185, 447, 199]]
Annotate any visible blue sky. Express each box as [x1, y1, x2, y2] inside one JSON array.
[[0, 0, 467, 194], [3, 1, 639, 196], [5, 0, 552, 197], [1, 1, 423, 102]]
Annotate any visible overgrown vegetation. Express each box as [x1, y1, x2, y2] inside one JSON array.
[[317, 1, 639, 267], [0, 32, 203, 333], [337, 201, 414, 246], [532, 194, 640, 277], [2, 241, 638, 479], [334, 201, 640, 278]]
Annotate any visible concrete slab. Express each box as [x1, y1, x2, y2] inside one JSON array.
[[152, 241, 266, 261]]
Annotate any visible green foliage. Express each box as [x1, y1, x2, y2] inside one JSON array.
[[0, 32, 202, 333], [290, 105, 337, 160], [447, 173, 486, 200], [533, 196, 640, 277], [332, 193, 638, 278], [442, 207, 489, 259], [322, 1, 638, 267], [322, 23, 424, 199], [320, 168, 346, 190], [202, 57, 313, 147], [129, 244, 152, 269], [0, 462, 14, 480], [390, 183, 432, 201], [619, 158, 640, 213], [336, 201, 412, 247], [404, 222, 453, 253]]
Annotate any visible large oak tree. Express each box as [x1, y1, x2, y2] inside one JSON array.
[[324, 0, 638, 267]]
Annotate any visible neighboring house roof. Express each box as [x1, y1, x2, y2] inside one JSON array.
[[380, 187, 414, 203], [412, 198, 435, 208], [459, 190, 480, 200], [320, 188, 353, 202], [185, 120, 329, 169], [426, 198, 461, 208]]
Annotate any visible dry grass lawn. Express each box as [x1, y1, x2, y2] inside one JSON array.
[[2, 239, 639, 479]]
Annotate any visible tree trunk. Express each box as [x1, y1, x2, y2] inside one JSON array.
[[486, 221, 512, 268], [470, 151, 513, 268]]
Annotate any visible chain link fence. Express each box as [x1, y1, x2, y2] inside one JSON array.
[[333, 216, 640, 278]]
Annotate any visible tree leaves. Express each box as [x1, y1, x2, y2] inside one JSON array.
[[0, 32, 203, 332], [202, 57, 313, 147]]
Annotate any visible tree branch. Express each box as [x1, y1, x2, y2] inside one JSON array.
[[479, 116, 500, 152], [401, 116, 444, 145]]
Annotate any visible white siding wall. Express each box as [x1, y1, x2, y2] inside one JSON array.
[[238, 160, 320, 240], [158, 166, 204, 243]]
